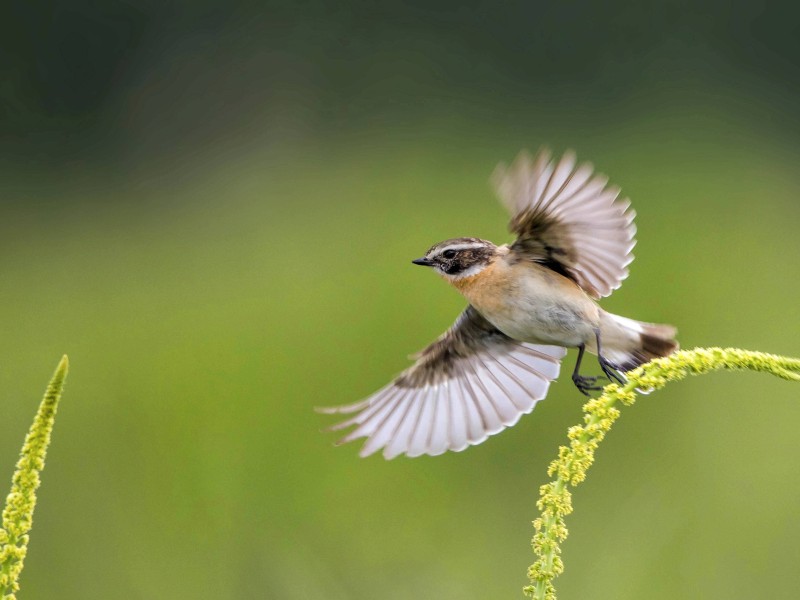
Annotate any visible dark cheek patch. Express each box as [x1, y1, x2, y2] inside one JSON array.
[[444, 260, 463, 274], [443, 249, 490, 275]]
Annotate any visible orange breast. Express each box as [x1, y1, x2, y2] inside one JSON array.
[[451, 261, 517, 316]]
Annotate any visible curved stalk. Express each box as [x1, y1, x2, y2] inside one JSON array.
[[524, 348, 800, 599]]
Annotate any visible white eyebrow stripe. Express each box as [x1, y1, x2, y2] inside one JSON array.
[[433, 243, 487, 254]]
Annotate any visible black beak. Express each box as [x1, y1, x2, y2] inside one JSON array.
[[412, 257, 434, 267]]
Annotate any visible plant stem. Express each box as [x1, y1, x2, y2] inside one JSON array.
[[0, 356, 69, 599], [524, 348, 800, 599]]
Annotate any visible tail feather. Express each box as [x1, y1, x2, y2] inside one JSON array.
[[599, 313, 678, 372]]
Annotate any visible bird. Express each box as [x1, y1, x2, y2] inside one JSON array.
[[318, 148, 678, 459]]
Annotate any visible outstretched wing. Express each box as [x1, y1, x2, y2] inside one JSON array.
[[318, 307, 566, 459], [492, 148, 637, 298]]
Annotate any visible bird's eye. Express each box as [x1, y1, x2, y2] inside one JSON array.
[[442, 249, 457, 259]]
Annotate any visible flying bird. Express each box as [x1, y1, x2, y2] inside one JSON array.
[[319, 148, 678, 459]]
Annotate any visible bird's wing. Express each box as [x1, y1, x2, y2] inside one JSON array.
[[492, 148, 637, 298], [318, 306, 566, 459]]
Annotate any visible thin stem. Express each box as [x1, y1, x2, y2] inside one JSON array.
[[524, 348, 800, 599]]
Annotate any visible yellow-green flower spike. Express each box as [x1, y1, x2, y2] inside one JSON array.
[[0, 356, 69, 599], [525, 348, 800, 600]]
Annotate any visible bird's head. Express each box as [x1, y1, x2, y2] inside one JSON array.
[[412, 238, 499, 280]]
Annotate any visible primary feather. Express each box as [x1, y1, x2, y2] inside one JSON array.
[[317, 307, 565, 459], [492, 149, 637, 298]]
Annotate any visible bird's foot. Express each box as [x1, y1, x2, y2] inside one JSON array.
[[598, 356, 626, 385], [572, 373, 604, 397]]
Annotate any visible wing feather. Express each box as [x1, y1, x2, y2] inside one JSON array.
[[458, 376, 487, 445], [383, 392, 423, 459], [427, 383, 449, 456], [337, 389, 401, 445], [407, 388, 436, 458], [359, 389, 413, 458], [447, 387, 468, 453], [493, 148, 637, 298], [319, 306, 565, 458]]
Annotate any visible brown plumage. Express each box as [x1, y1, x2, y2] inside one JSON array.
[[319, 148, 678, 459]]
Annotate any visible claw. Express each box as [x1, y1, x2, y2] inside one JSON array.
[[598, 356, 626, 385], [572, 373, 604, 396], [571, 343, 602, 396], [571, 335, 628, 396]]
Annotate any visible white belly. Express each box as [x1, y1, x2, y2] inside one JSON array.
[[483, 296, 595, 346]]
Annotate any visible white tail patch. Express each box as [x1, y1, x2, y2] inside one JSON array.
[[599, 311, 678, 371]]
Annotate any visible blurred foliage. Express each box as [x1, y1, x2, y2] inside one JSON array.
[[0, 1, 799, 599]]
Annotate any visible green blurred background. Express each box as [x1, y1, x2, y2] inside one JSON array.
[[2, 1, 800, 598]]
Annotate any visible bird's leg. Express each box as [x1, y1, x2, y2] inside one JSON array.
[[571, 343, 603, 396], [594, 328, 626, 385]]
